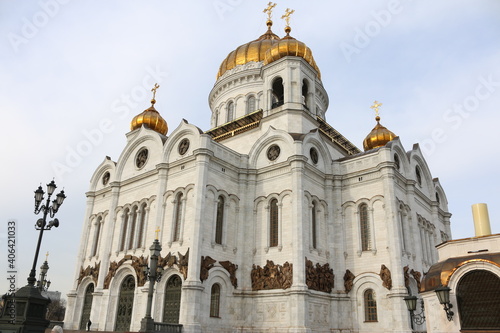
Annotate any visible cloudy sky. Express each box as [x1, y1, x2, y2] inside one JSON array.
[[1, 1, 499, 298]]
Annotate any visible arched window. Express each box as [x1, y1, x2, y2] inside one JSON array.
[[79, 283, 94, 330], [359, 204, 370, 251], [227, 101, 234, 122], [394, 153, 400, 171], [173, 193, 183, 242], [115, 275, 135, 331], [415, 166, 422, 186], [399, 205, 407, 253], [364, 289, 378, 322], [457, 270, 500, 329], [163, 275, 182, 323], [137, 204, 147, 248], [91, 216, 102, 257], [302, 79, 309, 110], [269, 199, 279, 247], [127, 206, 137, 250], [311, 202, 317, 249], [247, 96, 256, 114], [210, 283, 221, 318], [271, 77, 284, 108], [215, 196, 224, 245], [215, 109, 219, 127], [119, 208, 129, 251]]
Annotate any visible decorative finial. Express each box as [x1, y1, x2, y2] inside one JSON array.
[[155, 226, 160, 240], [281, 8, 295, 35], [263, 2, 277, 26], [371, 100, 383, 121], [45, 251, 49, 261], [151, 83, 160, 105]]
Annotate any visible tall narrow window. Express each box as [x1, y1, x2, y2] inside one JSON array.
[[271, 77, 284, 108], [210, 283, 221, 318], [128, 206, 137, 250], [247, 96, 256, 114], [137, 204, 146, 248], [302, 79, 309, 109], [227, 102, 234, 122], [415, 166, 422, 186], [91, 217, 102, 257], [364, 289, 378, 322], [359, 204, 370, 251], [269, 199, 279, 247], [215, 109, 219, 127], [311, 202, 317, 249], [215, 196, 224, 245], [399, 205, 407, 253], [120, 208, 129, 251], [173, 193, 183, 242]]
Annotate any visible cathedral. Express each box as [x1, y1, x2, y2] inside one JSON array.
[[64, 5, 452, 333]]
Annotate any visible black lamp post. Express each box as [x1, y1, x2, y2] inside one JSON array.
[[37, 253, 51, 292], [28, 180, 65, 286], [140, 233, 163, 333], [403, 295, 426, 326], [435, 286, 454, 321]]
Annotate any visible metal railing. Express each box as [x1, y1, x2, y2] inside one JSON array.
[[153, 322, 183, 333]]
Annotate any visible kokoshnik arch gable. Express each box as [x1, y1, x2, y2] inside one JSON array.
[[65, 4, 451, 333]]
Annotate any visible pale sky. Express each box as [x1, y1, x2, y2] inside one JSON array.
[[1, 0, 499, 299]]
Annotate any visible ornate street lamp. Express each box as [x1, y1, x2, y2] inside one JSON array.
[[37, 252, 51, 292], [28, 180, 66, 286], [140, 228, 164, 333], [435, 286, 454, 321], [403, 295, 426, 325]]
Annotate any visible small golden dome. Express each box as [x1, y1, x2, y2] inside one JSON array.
[[130, 100, 168, 135], [363, 116, 397, 151], [264, 27, 321, 79], [216, 20, 280, 79]]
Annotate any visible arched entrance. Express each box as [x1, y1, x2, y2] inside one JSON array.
[[79, 283, 94, 330], [163, 275, 182, 323], [457, 269, 500, 331], [114, 275, 135, 331]]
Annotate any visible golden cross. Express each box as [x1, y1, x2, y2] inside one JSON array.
[[370, 100, 383, 117], [45, 251, 49, 261], [263, 2, 277, 21], [155, 227, 161, 240], [151, 83, 160, 100], [281, 8, 295, 27]]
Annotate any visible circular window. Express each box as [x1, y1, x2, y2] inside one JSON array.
[[136, 148, 149, 169], [178, 138, 190, 155], [102, 171, 110, 185], [394, 154, 400, 171], [310, 147, 318, 164], [267, 145, 280, 161]]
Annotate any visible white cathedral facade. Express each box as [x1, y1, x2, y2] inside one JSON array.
[[65, 12, 452, 333]]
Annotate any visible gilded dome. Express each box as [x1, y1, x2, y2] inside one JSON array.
[[216, 21, 280, 79], [363, 116, 397, 151], [264, 27, 321, 79], [130, 101, 168, 135]]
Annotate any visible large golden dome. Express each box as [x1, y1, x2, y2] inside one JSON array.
[[363, 116, 397, 151], [130, 100, 168, 135], [216, 20, 280, 79], [264, 26, 321, 79]]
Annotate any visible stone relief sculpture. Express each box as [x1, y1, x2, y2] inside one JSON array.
[[77, 262, 100, 286], [403, 265, 410, 288], [305, 258, 335, 293], [219, 260, 238, 288], [177, 249, 189, 280], [380, 264, 392, 290], [410, 269, 422, 291], [251, 260, 293, 291], [103, 255, 148, 289], [343, 269, 355, 293], [200, 256, 216, 282], [158, 251, 177, 269]]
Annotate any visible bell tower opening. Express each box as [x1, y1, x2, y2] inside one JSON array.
[[271, 77, 284, 109], [302, 79, 309, 110]]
